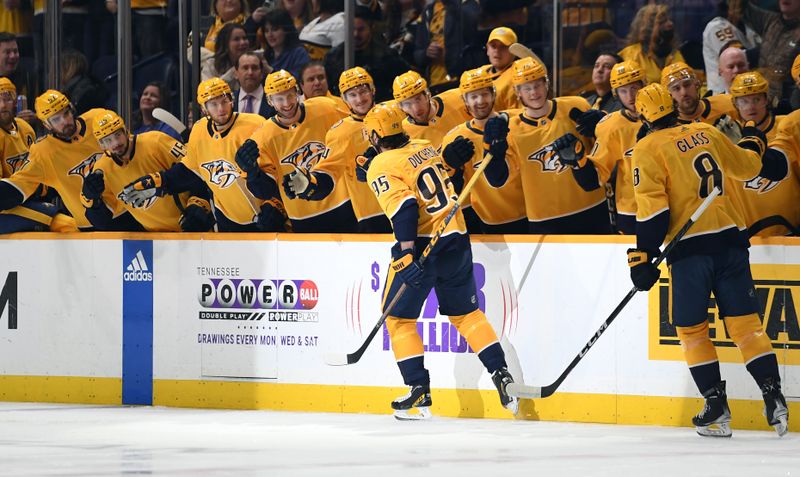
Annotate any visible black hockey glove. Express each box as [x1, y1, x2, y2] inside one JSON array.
[[442, 136, 474, 170], [235, 139, 261, 175], [82, 170, 105, 200], [552, 133, 586, 168], [256, 198, 287, 232], [627, 248, 660, 291], [179, 197, 215, 232], [390, 243, 424, 288], [356, 146, 378, 182], [737, 121, 767, 157], [483, 115, 509, 159], [570, 107, 605, 137]]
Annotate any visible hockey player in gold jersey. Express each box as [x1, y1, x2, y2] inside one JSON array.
[[439, 67, 526, 233], [236, 69, 354, 233], [555, 60, 646, 234], [0, 80, 77, 233], [83, 110, 204, 231], [120, 78, 285, 232], [661, 62, 738, 126], [392, 70, 469, 149], [507, 57, 610, 234], [363, 102, 518, 419], [725, 71, 800, 236], [0, 89, 108, 230], [629, 83, 788, 437], [279, 67, 389, 233]]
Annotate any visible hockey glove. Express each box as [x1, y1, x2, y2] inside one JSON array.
[[120, 172, 164, 208], [627, 248, 660, 291], [715, 115, 742, 143], [390, 245, 424, 288], [256, 198, 288, 232], [179, 196, 215, 232], [80, 170, 105, 208], [570, 107, 605, 137], [483, 115, 509, 160], [442, 136, 475, 170], [635, 123, 651, 142], [282, 168, 319, 200], [235, 139, 261, 175], [737, 121, 767, 157], [552, 133, 586, 168], [356, 146, 378, 182]]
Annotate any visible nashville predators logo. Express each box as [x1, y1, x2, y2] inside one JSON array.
[[5, 152, 30, 173], [280, 141, 329, 171], [201, 159, 240, 188], [117, 190, 157, 209], [67, 153, 103, 179], [529, 147, 569, 174], [744, 175, 780, 194]]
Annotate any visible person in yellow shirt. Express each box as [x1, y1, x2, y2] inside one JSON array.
[[236, 69, 354, 233], [506, 57, 609, 234], [618, 3, 685, 85], [629, 82, 788, 438], [120, 78, 285, 232], [483, 27, 520, 111], [363, 102, 518, 420], [661, 62, 737, 126]]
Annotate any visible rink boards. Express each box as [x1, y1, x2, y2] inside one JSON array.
[[0, 232, 797, 432]]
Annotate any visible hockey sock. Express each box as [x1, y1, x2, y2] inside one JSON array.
[[449, 309, 506, 372], [725, 313, 780, 385], [676, 322, 721, 394], [386, 316, 429, 386]]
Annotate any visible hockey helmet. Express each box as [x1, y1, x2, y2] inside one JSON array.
[[610, 60, 645, 90], [511, 57, 547, 86], [0, 77, 16, 97], [730, 71, 769, 98], [92, 109, 127, 141], [459, 67, 495, 95], [392, 71, 428, 102], [364, 101, 405, 140], [636, 83, 674, 123], [35, 89, 71, 122], [339, 67, 375, 95], [660, 62, 695, 88], [264, 70, 298, 96], [792, 53, 800, 84], [196, 77, 232, 107]]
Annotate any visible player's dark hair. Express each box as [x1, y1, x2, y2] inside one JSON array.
[[649, 111, 678, 130], [0, 32, 16, 44], [377, 132, 410, 149]]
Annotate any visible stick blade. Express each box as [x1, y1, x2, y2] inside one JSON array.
[[509, 42, 543, 65], [507, 383, 543, 399], [152, 107, 187, 134], [323, 352, 353, 366]]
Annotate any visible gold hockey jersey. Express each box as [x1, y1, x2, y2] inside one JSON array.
[[589, 108, 642, 218], [402, 93, 470, 149]]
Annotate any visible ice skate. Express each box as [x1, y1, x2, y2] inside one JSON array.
[[391, 384, 432, 421], [492, 367, 519, 415], [760, 377, 789, 437], [692, 381, 732, 437]]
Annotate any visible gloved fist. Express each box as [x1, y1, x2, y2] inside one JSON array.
[[356, 146, 378, 182], [120, 172, 163, 208], [484, 115, 509, 146], [235, 139, 261, 175], [552, 133, 585, 167], [256, 198, 287, 232], [716, 115, 743, 143], [570, 107, 605, 137], [738, 120, 767, 157], [391, 244, 424, 288], [179, 196, 215, 232], [627, 248, 660, 291], [442, 136, 475, 169], [82, 170, 105, 201], [282, 167, 318, 200]]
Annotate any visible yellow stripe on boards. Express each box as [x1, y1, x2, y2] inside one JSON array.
[[0, 376, 121, 404]]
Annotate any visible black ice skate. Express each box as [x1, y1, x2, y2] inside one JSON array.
[[692, 381, 732, 437], [491, 367, 519, 415], [391, 384, 432, 421], [760, 377, 789, 437]]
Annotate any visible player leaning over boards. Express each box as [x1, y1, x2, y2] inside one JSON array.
[[0, 79, 77, 233], [84, 110, 209, 232], [121, 78, 286, 232], [629, 83, 788, 437], [363, 102, 518, 420], [553, 60, 646, 235], [235, 70, 355, 233], [282, 67, 391, 233], [0, 89, 117, 231], [439, 66, 527, 234]]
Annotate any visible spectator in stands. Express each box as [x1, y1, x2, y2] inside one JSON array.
[[0, 0, 33, 57], [744, 0, 800, 100], [204, 0, 264, 53], [0, 32, 36, 125], [299, 59, 347, 109], [202, 23, 251, 90], [233, 51, 274, 118], [413, 0, 480, 88], [484, 26, 520, 111], [324, 6, 410, 102], [702, 0, 760, 97], [32, 2, 90, 67], [619, 3, 685, 85], [715, 46, 750, 95], [582, 51, 623, 112], [299, 0, 345, 60], [263, 8, 311, 80], [384, 0, 424, 66], [282, 0, 312, 30], [105, 0, 168, 58], [60, 49, 109, 115], [132, 81, 182, 141]]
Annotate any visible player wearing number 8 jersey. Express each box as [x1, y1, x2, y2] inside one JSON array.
[[630, 83, 788, 438], [364, 102, 518, 420]]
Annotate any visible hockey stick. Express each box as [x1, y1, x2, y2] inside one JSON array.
[[152, 107, 190, 142], [324, 153, 496, 366], [509, 42, 544, 65], [508, 187, 721, 399]]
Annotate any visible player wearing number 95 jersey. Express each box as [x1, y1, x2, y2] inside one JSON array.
[[629, 83, 788, 438], [363, 102, 518, 420]]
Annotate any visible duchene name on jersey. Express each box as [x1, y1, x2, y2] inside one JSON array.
[[649, 264, 800, 364]]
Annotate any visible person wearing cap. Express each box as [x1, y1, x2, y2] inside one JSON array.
[[661, 62, 738, 126], [506, 57, 609, 234], [484, 26, 521, 111], [0, 89, 106, 231], [439, 67, 526, 234], [238, 69, 354, 233], [83, 109, 202, 232], [121, 77, 283, 233], [392, 70, 469, 149], [0, 79, 76, 233]]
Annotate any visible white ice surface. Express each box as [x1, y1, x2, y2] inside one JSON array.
[[0, 402, 796, 477]]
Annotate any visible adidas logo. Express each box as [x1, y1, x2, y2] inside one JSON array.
[[123, 250, 153, 282]]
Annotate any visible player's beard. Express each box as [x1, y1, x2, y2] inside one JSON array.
[[677, 96, 699, 116], [470, 103, 492, 120], [277, 102, 299, 121], [54, 122, 78, 139], [0, 109, 13, 129]]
